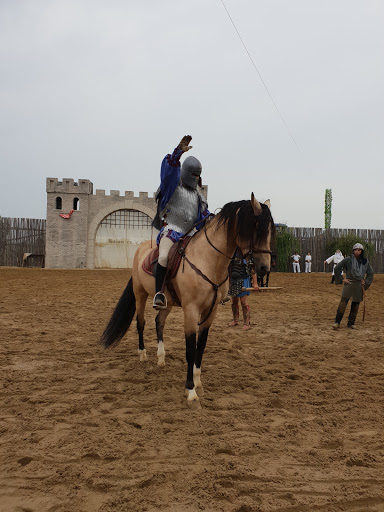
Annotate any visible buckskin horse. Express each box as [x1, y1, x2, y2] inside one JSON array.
[[101, 193, 274, 403], [257, 252, 277, 287]]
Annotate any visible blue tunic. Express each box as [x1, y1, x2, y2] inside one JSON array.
[[156, 147, 210, 244]]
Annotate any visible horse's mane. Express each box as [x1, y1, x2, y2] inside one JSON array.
[[216, 200, 275, 248]]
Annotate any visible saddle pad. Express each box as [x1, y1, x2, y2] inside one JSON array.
[[142, 246, 159, 276], [142, 237, 193, 278]]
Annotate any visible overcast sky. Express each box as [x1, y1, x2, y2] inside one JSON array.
[[1, 0, 383, 229]]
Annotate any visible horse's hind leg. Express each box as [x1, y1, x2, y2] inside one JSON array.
[[136, 290, 148, 362], [155, 308, 171, 367]]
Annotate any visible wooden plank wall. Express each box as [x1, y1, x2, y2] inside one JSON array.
[[285, 227, 384, 273], [0, 218, 382, 272], [0, 217, 46, 267]]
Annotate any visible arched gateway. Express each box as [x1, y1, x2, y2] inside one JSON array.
[[87, 203, 156, 269]]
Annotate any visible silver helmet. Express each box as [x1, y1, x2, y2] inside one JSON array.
[[181, 156, 202, 190]]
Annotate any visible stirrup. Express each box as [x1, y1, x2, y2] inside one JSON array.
[[153, 292, 167, 310]]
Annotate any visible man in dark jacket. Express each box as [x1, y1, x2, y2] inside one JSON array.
[[332, 243, 374, 329]]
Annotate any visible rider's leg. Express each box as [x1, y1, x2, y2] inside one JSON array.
[[153, 235, 174, 309]]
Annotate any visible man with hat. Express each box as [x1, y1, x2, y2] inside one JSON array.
[[332, 243, 374, 329], [151, 135, 211, 310]]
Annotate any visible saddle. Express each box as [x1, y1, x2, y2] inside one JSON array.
[[142, 237, 193, 306]]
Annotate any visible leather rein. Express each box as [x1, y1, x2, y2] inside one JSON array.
[[182, 222, 271, 326]]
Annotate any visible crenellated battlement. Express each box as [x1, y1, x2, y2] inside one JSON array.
[[46, 178, 93, 195], [47, 177, 205, 200], [46, 177, 208, 269], [94, 189, 157, 199]]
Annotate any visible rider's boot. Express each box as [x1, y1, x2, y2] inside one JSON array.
[[153, 264, 168, 310], [242, 303, 251, 330], [228, 302, 239, 326]]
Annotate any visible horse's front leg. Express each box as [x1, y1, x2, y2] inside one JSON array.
[[193, 305, 218, 397], [185, 332, 199, 402], [194, 325, 210, 397], [155, 308, 171, 367], [184, 309, 200, 402]]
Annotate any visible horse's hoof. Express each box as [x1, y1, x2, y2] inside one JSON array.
[[138, 349, 148, 362], [157, 356, 165, 367], [195, 385, 204, 397], [185, 388, 199, 402]]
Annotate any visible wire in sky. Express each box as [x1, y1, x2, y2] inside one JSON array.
[[220, 0, 310, 170]]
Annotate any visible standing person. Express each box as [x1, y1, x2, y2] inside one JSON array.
[[228, 249, 259, 330], [325, 249, 344, 283], [305, 252, 312, 273], [291, 252, 301, 273], [332, 243, 374, 329], [152, 135, 211, 310]]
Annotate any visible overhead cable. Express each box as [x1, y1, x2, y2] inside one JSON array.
[[220, 0, 310, 170]]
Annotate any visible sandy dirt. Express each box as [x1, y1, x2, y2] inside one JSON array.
[[1, 268, 384, 512]]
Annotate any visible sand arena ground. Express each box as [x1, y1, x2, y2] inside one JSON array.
[[1, 268, 384, 512]]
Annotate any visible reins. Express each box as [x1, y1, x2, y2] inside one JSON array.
[[204, 222, 273, 259], [183, 254, 228, 325], [180, 220, 272, 326]]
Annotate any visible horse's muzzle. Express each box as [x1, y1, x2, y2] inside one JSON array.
[[257, 265, 268, 277]]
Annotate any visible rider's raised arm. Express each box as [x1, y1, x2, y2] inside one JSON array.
[[160, 147, 182, 188], [160, 135, 192, 197]]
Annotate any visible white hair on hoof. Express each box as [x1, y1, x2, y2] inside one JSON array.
[[193, 365, 203, 395], [138, 349, 148, 362], [157, 341, 165, 367], [185, 388, 199, 402]]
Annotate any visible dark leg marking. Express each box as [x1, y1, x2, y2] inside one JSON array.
[[196, 327, 210, 370], [185, 332, 196, 390], [137, 316, 145, 351]]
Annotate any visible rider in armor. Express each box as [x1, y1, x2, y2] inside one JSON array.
[[152, 135, 211, 310]]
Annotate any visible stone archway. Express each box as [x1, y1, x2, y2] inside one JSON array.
[[86, 201, 157, 268]]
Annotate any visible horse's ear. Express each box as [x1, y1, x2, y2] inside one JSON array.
[[251, 192, 262, 216], [264, 199, 271, 209]]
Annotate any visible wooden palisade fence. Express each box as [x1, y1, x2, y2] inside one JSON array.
[[0, 217, 46, 267], [0, 218, 383, 272], [275, 227, 384, 274]]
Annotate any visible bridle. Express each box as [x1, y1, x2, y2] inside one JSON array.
[[204, 223, 272, 261], [182, 219, 272, 326]]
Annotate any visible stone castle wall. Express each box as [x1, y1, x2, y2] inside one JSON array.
[[45, 178, 158, 268], [46, 178, 209, 268]]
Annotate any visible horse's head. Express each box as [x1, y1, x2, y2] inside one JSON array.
[[239, 194, 274, 277], [216, 193, 275, 275]]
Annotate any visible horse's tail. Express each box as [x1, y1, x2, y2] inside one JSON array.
[[101, 277, 136, 349]]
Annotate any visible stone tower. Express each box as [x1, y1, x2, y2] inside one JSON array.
[[46, 178, 93, 268]]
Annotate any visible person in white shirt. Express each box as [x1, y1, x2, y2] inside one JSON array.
[[325, 249, 344, 283], [305, 252, 312, 273], [291, 252, 301, 273]]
